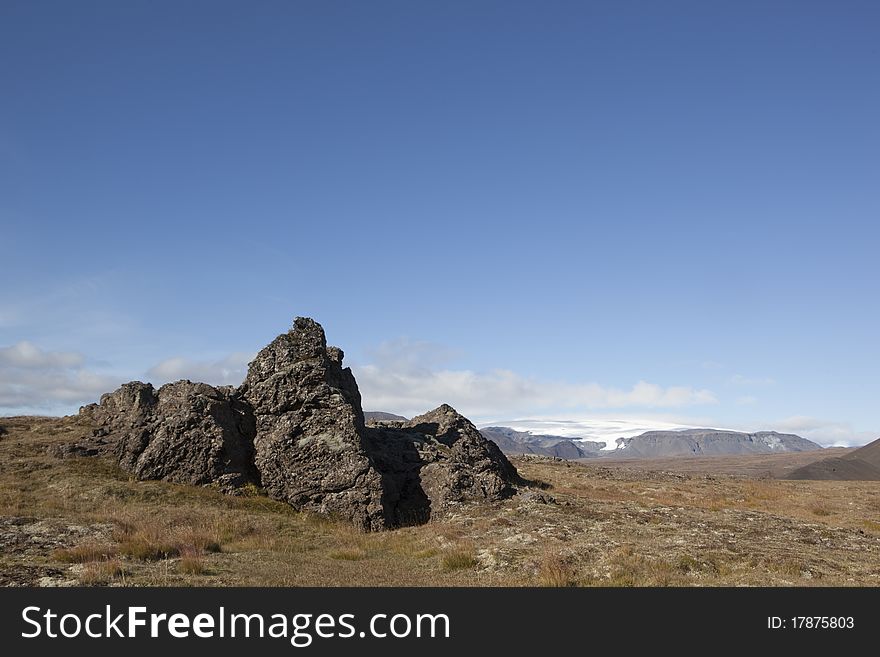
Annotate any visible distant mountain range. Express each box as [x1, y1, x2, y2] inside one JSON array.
[[786, 436, 880, 480], [481, 426, 822, 459], [364, 411, 409, 422], [365, 412, 826, 459], [608, 428, 822, 457], [479, 426, 606, 459]]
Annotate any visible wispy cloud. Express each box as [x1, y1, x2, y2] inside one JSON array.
[[362, 338, 461, 373], [0, 341, 85, 369], [0, 341, 122, 413], [352, 339, 717, 419], [770, 416, 876, 448], [146, 352, 254, 387]]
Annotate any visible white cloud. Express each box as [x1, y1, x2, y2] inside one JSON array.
[[146, 352, 254, 386], [0, 342, 122, 413], [718, 416, 876, 448], [0, 341, 84, 369], [769, 416, 876, 448], [352, 340, 718, 419]]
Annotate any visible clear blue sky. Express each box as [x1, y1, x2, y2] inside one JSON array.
[[1, 1, 878, 445]]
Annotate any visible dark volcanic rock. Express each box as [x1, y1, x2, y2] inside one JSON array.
[[80, 381, 157, 429], [367, 405, 520, 526], [239, 317, 386, 530], [77, 316, 521, 529], [79, 380, 258, 491], [404, 405, 519, 501]]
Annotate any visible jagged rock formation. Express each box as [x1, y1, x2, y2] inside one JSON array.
[[785, 437, 880, 481], [239, 317, 386, 530], [79, 380, 257, 491], [366, 406, 519, 526], [75, 317, 520, 529]]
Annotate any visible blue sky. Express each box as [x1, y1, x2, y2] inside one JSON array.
[[1, 1, 878, 446]]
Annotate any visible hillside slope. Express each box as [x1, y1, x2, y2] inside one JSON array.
[[786, 437, 880, 481]]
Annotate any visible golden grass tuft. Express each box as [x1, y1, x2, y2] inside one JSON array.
[[177, 553, 209, 575], [53, 541, 116, 563], [79, 559, 126, 585], [536, 553, 577, 587], [117, 535, 180, 561], [607, 545, 677, 587], [329, 547, 368, 561], [440, 548, 477, 572]]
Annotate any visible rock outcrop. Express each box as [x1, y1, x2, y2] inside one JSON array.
[[239, 317, 386, 530], [79, 380, 258, 491], [75, 317, 520, 529], [366, 405, 519, 526]]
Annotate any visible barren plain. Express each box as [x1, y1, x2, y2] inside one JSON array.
[[2, 416, 878, 587]]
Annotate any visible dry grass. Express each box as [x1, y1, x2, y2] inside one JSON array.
[[53, 541, 116, 563], [440, 548, 477, 572], [606, 546, 677, 587], [177, 553, 209, 575], [2, 416, 880, 587], [765, 556, 808, 579], [329, 547, 368, 561], [536, 553, 577, 587], [676, 554, 701, 573], [79, 559, 126, 585]]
